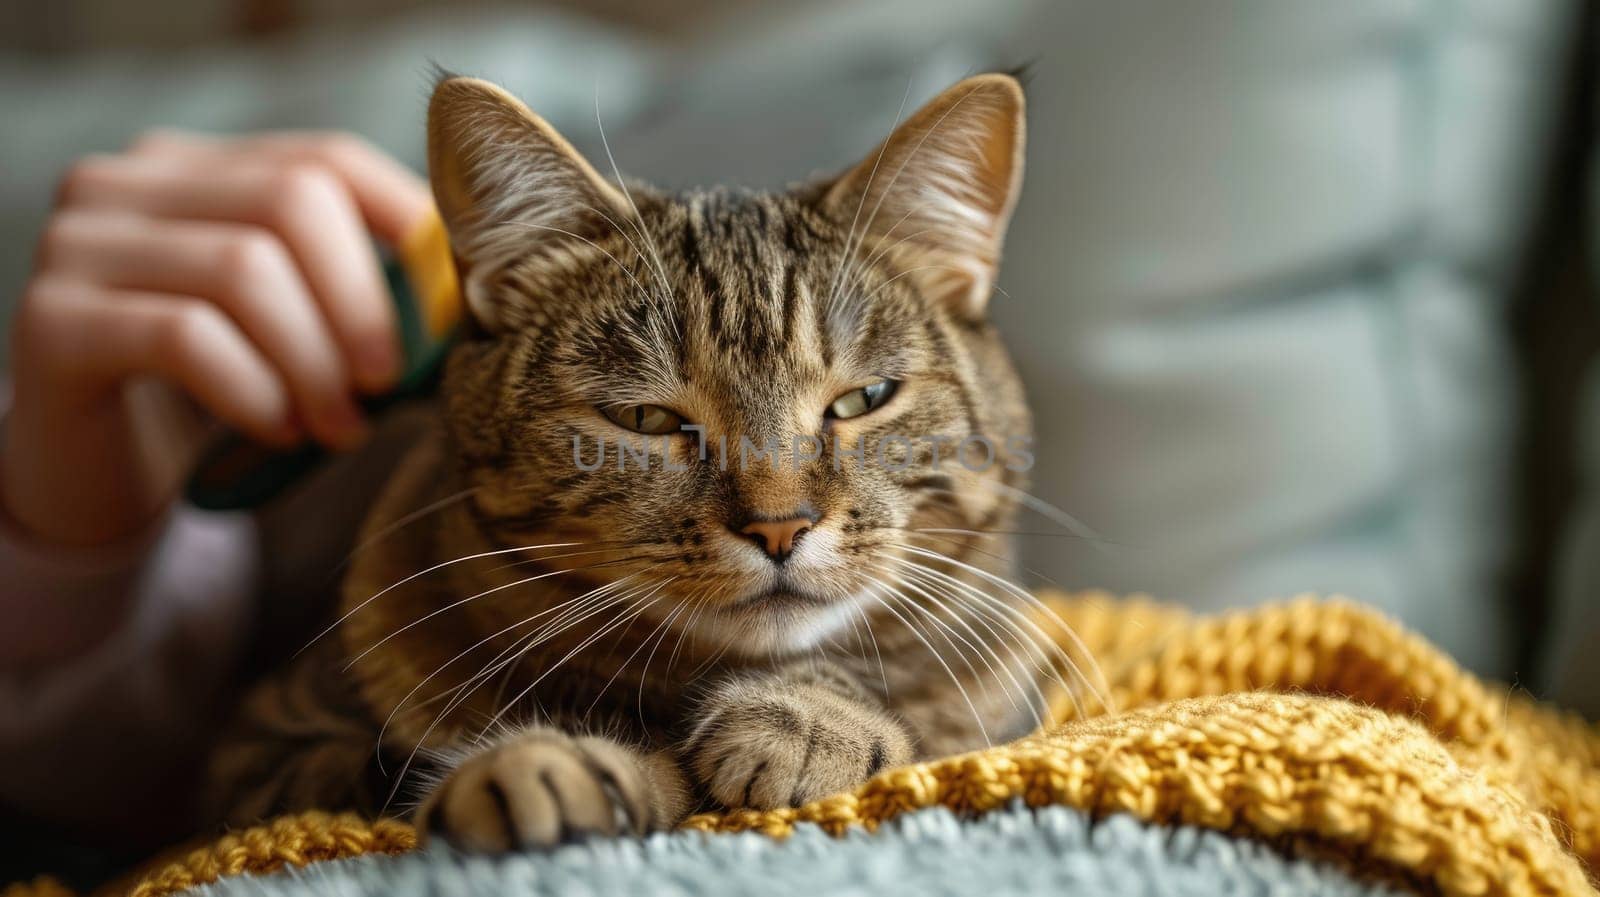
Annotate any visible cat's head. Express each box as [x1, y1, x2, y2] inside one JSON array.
[[427, 73, 1032, 657]]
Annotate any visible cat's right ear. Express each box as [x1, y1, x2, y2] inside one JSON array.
[[818, 74, 1024, 321], [427, 76, 630, 330]]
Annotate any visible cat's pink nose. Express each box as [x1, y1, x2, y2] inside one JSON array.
[[738, 516, 814, 562]]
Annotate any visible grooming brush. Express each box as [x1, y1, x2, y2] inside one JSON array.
[[184, 211, 461, 511]]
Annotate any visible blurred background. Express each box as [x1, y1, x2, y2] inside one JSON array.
[[2, 0, 1597, 712]]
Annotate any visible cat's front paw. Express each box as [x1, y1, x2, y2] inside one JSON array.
[[687, 678, 913, 810], [417, 731, 657, 852]]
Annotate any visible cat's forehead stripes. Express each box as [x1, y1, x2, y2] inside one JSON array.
[[666, 190, 921, 384], [492, 182, 937, 418], [677, 190, 807, 361], [545, 192, 818, 392]]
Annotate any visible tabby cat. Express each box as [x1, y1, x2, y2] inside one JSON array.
[[207, 71, 1086, 851]]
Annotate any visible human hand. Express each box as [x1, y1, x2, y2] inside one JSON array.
[[3, 130, 433, 546]]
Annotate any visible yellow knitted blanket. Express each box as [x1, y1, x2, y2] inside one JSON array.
[[12, 593, 1599, 897]]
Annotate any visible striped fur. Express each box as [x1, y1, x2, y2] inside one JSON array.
[[206, 73, 1066, 850]]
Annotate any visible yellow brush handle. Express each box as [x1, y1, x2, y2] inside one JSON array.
[[398, 207, 462, 340]]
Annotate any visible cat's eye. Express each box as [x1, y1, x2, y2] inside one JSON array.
[[827, 379, 898, 420], [600, 403, 686, 435]]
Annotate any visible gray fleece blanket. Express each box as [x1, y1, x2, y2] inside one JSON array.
[[196, 802, 1401, 897]]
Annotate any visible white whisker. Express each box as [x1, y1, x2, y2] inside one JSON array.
[[867, 561, 1023, 716], [890, 555, 1083, 721], [376, 572, 644, 757], [379, 572, 657, 809], [502, 221, 657, 309], [344, 548, 653, 670], [481, 577, 676, 736], [300, 541, 585, 657], [858, 569, 991, 747], [828, 83, 989, 315], [876, 561, 1046, 727], [594, 90, 674, 306], [891, 545, 1113, 715], [825, 76, 916, 317], [337, 487, 479, 571]]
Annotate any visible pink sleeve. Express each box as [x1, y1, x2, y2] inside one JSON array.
[[0, 502, 259, 829], [0, 383, 422, 832]]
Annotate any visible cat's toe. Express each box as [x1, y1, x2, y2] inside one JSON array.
[[418, 732, 649, 852], [690, 687, 911, 810], [700, 730, 809, 809]]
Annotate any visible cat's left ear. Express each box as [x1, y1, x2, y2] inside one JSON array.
[[427, 75, 632, 330], [820, 74, 1025, 320]]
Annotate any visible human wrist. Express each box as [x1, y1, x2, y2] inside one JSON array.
[[1, 388, 170, 548], [0, 488, 163, 671]]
